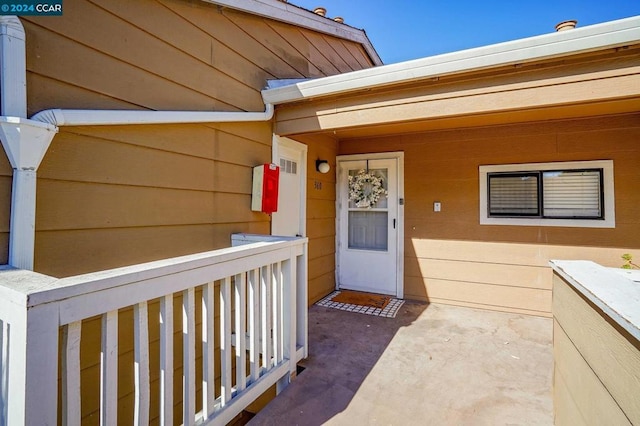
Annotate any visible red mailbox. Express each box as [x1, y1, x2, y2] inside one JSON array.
[[251, 163, 279, 214]]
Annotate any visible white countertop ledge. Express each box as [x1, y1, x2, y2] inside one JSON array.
[[550, 260, 640, 342]]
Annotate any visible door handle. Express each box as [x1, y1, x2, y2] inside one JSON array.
[[393, 219, 396, 229]]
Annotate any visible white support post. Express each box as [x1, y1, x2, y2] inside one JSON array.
[[159, 295, 173, 426], [134, 302, 149, 426], [62, 321, 82, 426], [297, 243, 308, 359], [202, 282, 215, 419], [182, 288, 195, 426], [101, 310, 118, 426], [277, 256, 297, 394]]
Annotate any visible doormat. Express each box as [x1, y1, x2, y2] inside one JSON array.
[[316, 291, 405, 318]]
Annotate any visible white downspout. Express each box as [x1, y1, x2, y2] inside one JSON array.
[[0, 16, 57, 270]]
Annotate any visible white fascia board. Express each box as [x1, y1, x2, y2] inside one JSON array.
[[200, 0, 382, 65], [262, 15, 640, 105]]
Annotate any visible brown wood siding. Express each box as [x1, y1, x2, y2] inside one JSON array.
[[553, 275, 640, 424], [12, 0, 374, 276], [339, 113, 640, 315], [295, 134, 338, 304]]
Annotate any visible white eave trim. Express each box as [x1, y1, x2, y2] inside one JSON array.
[[262, 15, 640, 105], [201, 0, 382, 66], [30, 104, 274, 126]]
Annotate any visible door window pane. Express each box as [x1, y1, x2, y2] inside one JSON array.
[[348, 211, 388, 251]]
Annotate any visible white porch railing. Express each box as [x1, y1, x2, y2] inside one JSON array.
[[0, 234, 308, 426]]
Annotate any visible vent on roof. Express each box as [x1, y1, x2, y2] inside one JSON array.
[[555, 20, 577, 31], [313, 7, 326, 17]]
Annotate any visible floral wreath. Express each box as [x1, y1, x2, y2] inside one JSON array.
[[348, 169, 388, 208]]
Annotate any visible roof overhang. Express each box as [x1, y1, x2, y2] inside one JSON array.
[[201, 0, 383, 66], [262, 16, 640, 105]]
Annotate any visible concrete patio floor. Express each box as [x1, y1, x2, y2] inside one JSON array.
[[250, 301, 553, 425]]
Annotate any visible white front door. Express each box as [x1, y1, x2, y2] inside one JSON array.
[[337, 154, 403, 297], [271, 137, 307, 237]]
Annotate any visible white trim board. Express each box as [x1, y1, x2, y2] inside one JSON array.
[[479, 160, 615, 228]]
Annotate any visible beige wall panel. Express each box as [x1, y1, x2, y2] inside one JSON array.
[[0, 175, 11, 232], [23, 23, 230, 112], [160, 0, 301, 79], [309, 253, 335, 281], [36, 181, 257, 230], [224, 10, 318, 78], [35, 222, 269, 277], [418, 278, 551, 313], [408, 239, 637, 269], [306, 177, 336, 201], [307, 198, 335, 221], [40, 133, 218, 190], [296, 31, 353, 73], [267, 21, 341, 76], [307, 218, 335, 239], [342, 41, 373, 69], [406, 258, 552, 290], [343, 114, 640, 249], [91, 0, 271, 91], [325, 38, 363, 71], [309, 272, 335, 304], [553, 320, 632, 426], [26, 74, 139, 115], [24, 2, 260, 111], [553, 368, 587, 426], [553, 278, 640, 423], [41, 131, 253, 195], [67, 123, 272, 166], [0, 234, 7, 265], [308, 235, 335, 261]]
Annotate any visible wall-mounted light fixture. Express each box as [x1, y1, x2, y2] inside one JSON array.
[[316, 159, 330, 174]]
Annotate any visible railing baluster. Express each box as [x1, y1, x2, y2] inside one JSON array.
[[235, 273, 247, 392], [202, 282, 215, 418], [101, 310, 118, 426], [261, 265, 272, 370], [272, 262, 282, 364], [249, 268, 260, 383], [220, 277, 232, 405], [159, 295, 174, 426], [182, 288, 196, 426], [62, 321, 81, 426], [134, 302, 149, 426]]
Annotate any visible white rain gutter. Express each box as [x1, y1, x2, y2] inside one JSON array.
[[30, 104, 273, 126], [262, 15, 640, 105], [0, 15, 274, 271]]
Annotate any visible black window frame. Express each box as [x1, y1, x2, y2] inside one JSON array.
[[487, 168, 605, 220]]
